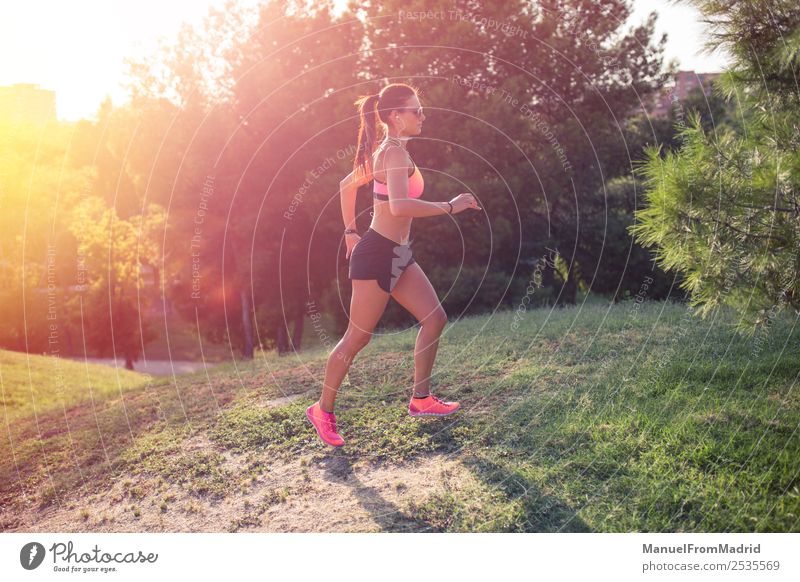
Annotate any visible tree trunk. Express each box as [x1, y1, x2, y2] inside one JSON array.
[[560, 261, 578, 305], [277, 324, 288, 355], [240, 288, 254, 359], [276, 308, 304, 355], [290, 308, 304, 351]]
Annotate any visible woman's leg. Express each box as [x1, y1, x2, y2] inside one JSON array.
[[389, 262, 448, 397], [319, 279, 390, 412]]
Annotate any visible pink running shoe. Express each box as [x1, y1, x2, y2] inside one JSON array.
[[306, 402, 345, 447], [408, 393, 461, 417]]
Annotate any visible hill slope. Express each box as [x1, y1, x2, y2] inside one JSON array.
[[1, 301, 798, 532]]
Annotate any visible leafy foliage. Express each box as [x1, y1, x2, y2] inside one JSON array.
[[632, 0, 800, 329]]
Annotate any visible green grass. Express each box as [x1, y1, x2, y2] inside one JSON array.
[[2, 300, 798, 532], [0, 349, 151, 422]]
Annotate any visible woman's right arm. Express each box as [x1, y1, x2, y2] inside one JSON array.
[[383, 147, 481, 218], [340, 167, 370, 232]]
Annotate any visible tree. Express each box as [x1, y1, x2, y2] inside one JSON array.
[[0, 119, 93, 354], [66, 196, 167, 369], [354, 0, 669, 305], [115, 0, 671, 356], [632, 0, 800, 328], [124, 0, 363, 357]]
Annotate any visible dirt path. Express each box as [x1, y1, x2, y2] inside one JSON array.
[[65, 357, 217, 376], [3, 430, 472, 532], [1, 364, 483, 533]]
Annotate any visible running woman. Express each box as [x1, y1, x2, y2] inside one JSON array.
[[306, 83, 482, 446]]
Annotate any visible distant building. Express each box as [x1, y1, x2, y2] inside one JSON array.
[[0, 83, 57, 124], [648, 70, 721, 118]]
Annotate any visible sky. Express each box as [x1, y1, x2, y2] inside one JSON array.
[[0, 0, 732, 122]]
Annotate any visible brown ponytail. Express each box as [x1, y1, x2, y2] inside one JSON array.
[[353, 83, 419, 180], [353, 94, 380, 180]]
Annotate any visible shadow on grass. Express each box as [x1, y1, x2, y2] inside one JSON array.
[[303, 407, 591, 532], [461, 456, 592, 532], [315, 453, 435, 532]]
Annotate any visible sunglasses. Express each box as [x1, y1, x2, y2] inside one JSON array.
[[397, 106, 424, 118]]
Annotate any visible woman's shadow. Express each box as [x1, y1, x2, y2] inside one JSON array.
[[314, 450, 591, 532], [315, 453, 434, 532]]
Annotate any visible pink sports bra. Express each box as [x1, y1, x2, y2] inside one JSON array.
[[373, 159, 424, 201]]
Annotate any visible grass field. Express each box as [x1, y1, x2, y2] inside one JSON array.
[[1, 300, 798, 532], [0, 349, 150, 423]]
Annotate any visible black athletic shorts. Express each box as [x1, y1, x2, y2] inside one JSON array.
[[348, 227, 416, 293]]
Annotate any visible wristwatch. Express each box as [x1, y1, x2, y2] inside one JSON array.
[[344, 228, 358, 235]]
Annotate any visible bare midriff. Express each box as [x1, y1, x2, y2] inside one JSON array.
[[370, 199, 412, 245], [369, 146, 413, 245]]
